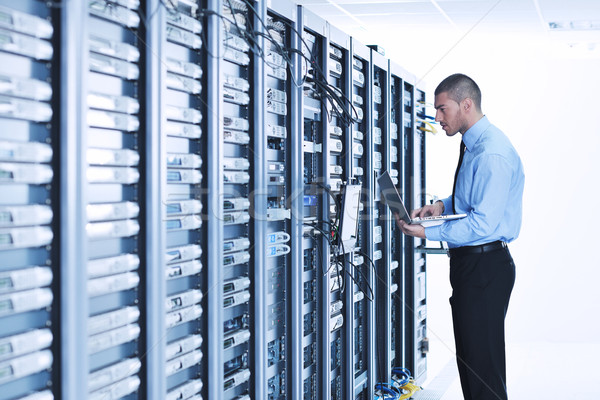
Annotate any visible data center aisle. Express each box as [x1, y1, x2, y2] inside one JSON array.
[[416, 339, 600, 400]]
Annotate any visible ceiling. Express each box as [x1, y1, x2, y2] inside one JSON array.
[[295, 0, 600, 58]]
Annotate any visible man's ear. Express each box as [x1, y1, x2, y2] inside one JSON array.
[[462, 97, 473, 112]]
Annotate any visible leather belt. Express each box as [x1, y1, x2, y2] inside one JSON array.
[[449, 240, 507, 258]]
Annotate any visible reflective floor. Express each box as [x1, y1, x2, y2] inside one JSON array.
[[420, 340, 600, 400]]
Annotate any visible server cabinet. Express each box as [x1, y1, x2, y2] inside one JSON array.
[[404, 80, 429, 384], [388, 61, 408, 376], [155, 1, 207, 400], [85, 1, 146, 399], [259, 2, 296, 400], [298, 8, 329, 400], [219, 1, 255, 399], [370, 47, 392, 389], [349, 37, 371, 400], [326, 23, 355, 400], [328, 23, 357, 400], [204, 1, 224, 399], [0, 2, 57, 399]]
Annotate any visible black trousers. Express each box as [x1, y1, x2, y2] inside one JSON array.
[[449, 246, 515, 400]]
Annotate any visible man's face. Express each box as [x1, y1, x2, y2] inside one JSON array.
[[434, 92, 463, 136]]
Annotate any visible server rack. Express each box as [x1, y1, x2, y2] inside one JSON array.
[[326, 22, 351, 400], [389, 61, 409, 376], [327, 23, 356, 400], [350, 37, 372, 400], [0, 2, 58, 399], [403, 79, 429, 384], [0, 2, 429, 399], [158, 2, 207, 400], [370, 47, 391, 389], [219, 1, 254, 399], [85, 2, 145, 399], [298, 8, 329, 400], [260, 2, 296, 400]]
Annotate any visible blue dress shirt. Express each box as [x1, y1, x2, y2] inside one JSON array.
[[426, 116, 525, 248]]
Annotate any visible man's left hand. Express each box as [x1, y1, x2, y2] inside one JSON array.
[[394, 214, 426, 239]]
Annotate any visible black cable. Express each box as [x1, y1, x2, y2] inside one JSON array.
[[347, 260, 374, 302], [303, 224, 334, 277], [336, 238, 345, 294], [357, 249, 377, 280], [279, 17, 359, 127], [354, 249, 385, 382], [315, 183, 341, 238]]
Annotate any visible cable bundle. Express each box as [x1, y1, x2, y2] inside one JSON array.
[[374, 368, 422, 399]]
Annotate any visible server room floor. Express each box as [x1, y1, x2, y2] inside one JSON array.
[[417, 340, 600, 400]]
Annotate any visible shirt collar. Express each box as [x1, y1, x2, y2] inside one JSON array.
[[462, 115, 489, 151]]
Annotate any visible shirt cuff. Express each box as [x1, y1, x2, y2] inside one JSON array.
[[441, 197, 452, 216], [425, 225, 442, 241]]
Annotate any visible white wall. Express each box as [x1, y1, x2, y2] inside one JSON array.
[[403, 33, 600, 345], [352, 27, 600, 344]]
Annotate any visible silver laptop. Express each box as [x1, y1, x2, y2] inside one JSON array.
[[377, 171, 466, 227]]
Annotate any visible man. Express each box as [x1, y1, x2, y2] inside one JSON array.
[[397, 73, 524, 400]]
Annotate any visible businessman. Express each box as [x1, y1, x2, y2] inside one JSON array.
[[396, 74, 524, 400]]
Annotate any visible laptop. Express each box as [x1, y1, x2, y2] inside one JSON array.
[[377, 171, 466, 227]]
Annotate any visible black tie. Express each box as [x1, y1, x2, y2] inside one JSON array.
[[452, 140, 466, 214]]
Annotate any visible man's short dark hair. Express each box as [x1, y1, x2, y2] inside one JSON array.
[[435, 73, 482, 111]]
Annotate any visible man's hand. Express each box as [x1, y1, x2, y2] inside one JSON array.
[[394, 213, 426, 239], [411, 200, 444, 219]]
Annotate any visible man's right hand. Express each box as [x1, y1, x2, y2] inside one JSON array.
[[411, 200, 444, 219]]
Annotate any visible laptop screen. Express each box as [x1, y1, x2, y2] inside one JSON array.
[[377, 171, 411, 223]]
